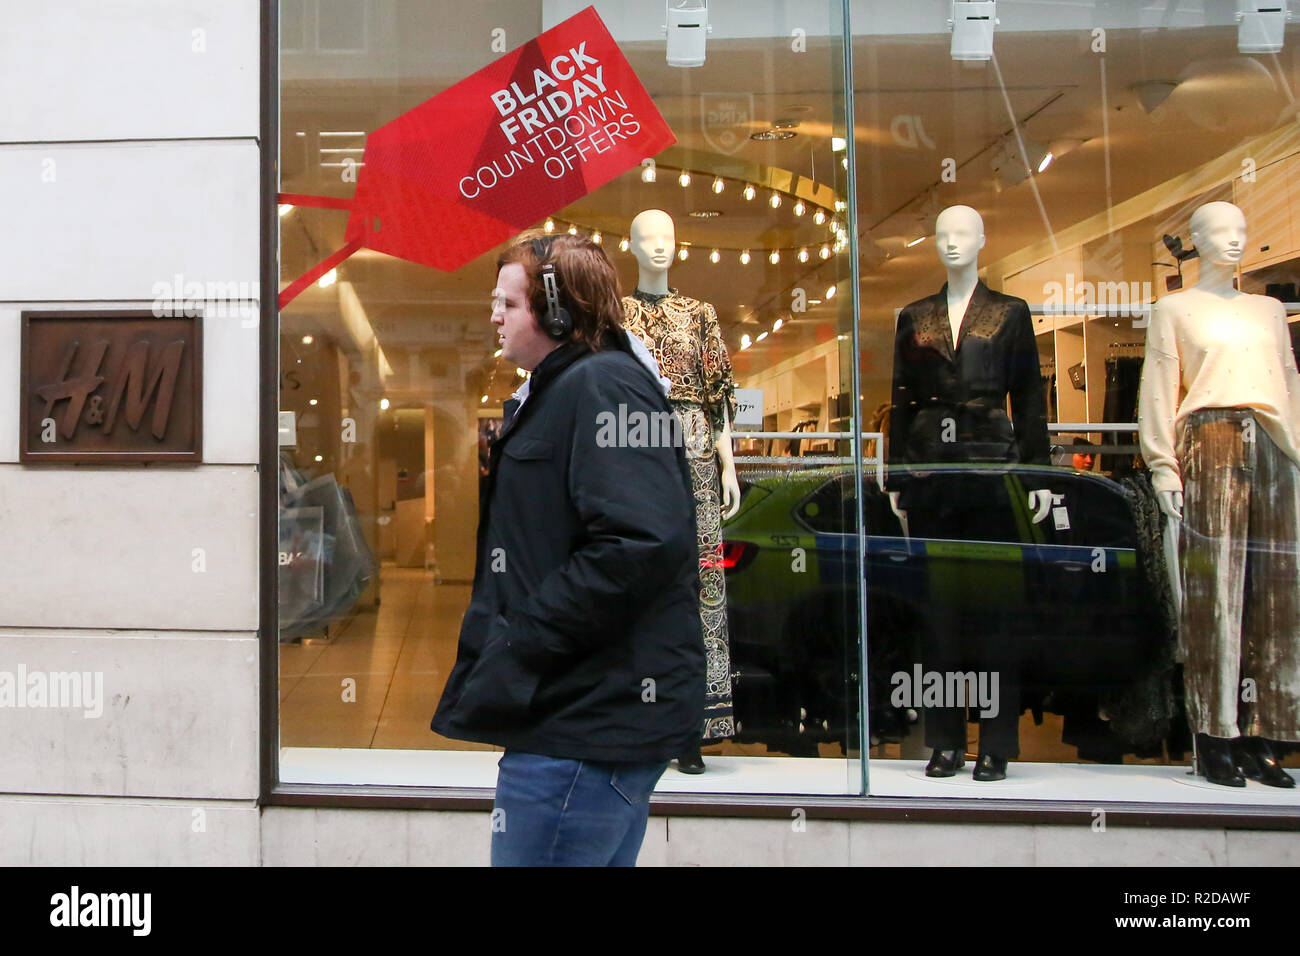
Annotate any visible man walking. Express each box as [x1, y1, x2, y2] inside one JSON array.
[[432, 233, 704, 866]]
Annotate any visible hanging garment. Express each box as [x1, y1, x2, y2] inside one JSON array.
[[1102, 356, 1143, 478], [623, 290, 738, 741]]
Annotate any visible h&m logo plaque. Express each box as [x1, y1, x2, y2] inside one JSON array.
[[21, 311, 202, 463]]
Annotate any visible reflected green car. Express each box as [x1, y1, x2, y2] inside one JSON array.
[[722, 463, 1165, 757]]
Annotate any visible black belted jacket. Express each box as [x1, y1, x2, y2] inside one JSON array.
[[431, 334, 704, 763], [887, 281, 1049, 500]]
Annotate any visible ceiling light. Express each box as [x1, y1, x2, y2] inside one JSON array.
[[567, 225, 578, 235], [769, 192, 782, 209], [679, 170, 692, 187], [1037, 151, 1055, 173], [906, 235, 928, 248], [619, 237, 630, 252], [591, 231, 602, 244], [1239, 1, 1288, 54], [379, 398, 390, 410], [798, 248, 810, 262], [301, 335, 313, 344], [743, 184, 756, 201], [750, 128, 796, 141], [544, 218, 555, 233], [741, 334, 752, 350], [834, 200, 847, 212], [480, 395, 488, 404], [832, 136, 847, 152], [712, 177, 725, 194], [678, 247, 689, 261], [278, 204, 293, 217], [740, 250, 751, 265], [640, 158, 657, 183], [794, 200, 806, 217], [949, 0, 997, 62], [769, 250, 780, 264], [308, 398, 318, 406], [820, 245, 832, 259], [494, 348, 503, 358], [710, 249, 720, 263], [814, 209, 827, 225], [773, 318, 784, 331], [826, 285, 837, 299], [756, 331, 769, 342], [314, 455, 323, 462], [318, 269, 337, 288], [666, 0, 710, 67]]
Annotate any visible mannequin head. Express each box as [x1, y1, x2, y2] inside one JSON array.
[[934, 205, 986, 271], [629, 209, 677, 277], [1189, 201, 1246, 267]]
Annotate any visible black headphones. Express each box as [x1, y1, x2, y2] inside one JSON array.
[[530, 237, 574, 340]]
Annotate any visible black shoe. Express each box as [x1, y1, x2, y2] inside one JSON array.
[[924, 749, 965, 777], [972, 753, 1008, 781], [1232, 736, 1295, 789], [675, 750, 706, 774], [1195, 733, 1246, 787]]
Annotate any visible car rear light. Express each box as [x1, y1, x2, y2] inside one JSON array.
[[717, 540, 758, 573]]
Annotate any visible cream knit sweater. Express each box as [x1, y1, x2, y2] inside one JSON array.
[[1138, 289, 1300, 494]]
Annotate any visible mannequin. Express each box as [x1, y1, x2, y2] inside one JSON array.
[[887, 204, 1049, 781], [621, 209, 739, 774], [1138, 200, 1300, 788]]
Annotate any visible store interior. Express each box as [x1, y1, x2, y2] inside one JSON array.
[[277, 1, 1300, 796]]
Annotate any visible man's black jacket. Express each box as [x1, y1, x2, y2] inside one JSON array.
[[431, 335, 704, 762], [887, 281, 1049, 503]]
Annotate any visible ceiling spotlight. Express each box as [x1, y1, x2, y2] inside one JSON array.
[[834, 200, 847, 212], [832, 136, 847, 152], [301, 335, 314, 344], [640, 158, 657, 183], [712, 176, 725, 194], [679, 170, 692, 187], [308, 398, 319, 406], [794, 200, 806, 217], [567, 225, 578, 235], [769, 192, 782, 209], [379, 397, 390, 410], [1238, 1, 1289, 54], [1036, 151, 1054, 173], [813, 209, 827, 225], [740, 249, 751, 265], [906, 235, 928, 248], [710, 249, 721, 263], [318, 268, 338, 289], [750, 128, 797, 141], [743, 184, 756, 201], [679, 247, 690, 261], [773, 318, 784, 332], [666, 0, 711, 68], [798, 247, 810, 262], [591, 231, 602, 244], [480, 395, 488, 404], [769, 250, 780, 264], [494, 348, 503, 358], [544, 218, 555, 233], [741, 334, 752, 350], [948, 0, 998, 62], [820, 245, 832, 259], [756, 331, 769, 342], [315, 455, 324, 462], [619, 237, 630, 252], [826, 284, 837, 300]]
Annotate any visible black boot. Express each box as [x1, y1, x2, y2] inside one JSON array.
[[972, 752, 1008, 781], [1232, 736, 1295, 789], [924, 749, 965, 777], [1195, 733, 1246, 787], [675, 747, 705, 774]]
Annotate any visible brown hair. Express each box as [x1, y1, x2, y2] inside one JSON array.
[[496, 233, 625, 350]]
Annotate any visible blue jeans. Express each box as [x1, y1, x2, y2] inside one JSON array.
[[490, 750, 669, 866]]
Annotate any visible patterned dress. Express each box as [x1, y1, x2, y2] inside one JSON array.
[[622, 289, 737, 742]]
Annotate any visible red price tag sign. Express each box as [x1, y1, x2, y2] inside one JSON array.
[[280, 5, 675, 308]]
